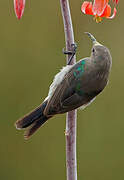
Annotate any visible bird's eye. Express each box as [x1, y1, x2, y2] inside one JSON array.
[[92, 48, 95, 53]]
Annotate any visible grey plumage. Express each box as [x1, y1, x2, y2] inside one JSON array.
[[15, 33, 112, 139]]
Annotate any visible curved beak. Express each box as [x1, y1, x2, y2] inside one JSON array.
[[85, 32, 102, 46]]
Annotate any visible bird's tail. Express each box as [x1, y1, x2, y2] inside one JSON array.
[[15, 101, 52, 139]]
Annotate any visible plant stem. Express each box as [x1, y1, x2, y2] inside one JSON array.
[[60, 1, 77, 180]]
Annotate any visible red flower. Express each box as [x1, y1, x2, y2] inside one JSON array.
[[14, 0, 25, 20], [81, 0, 118, 22]]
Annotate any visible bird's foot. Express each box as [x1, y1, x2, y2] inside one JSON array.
[[63, 43, 77, 65], [63, 43, 77, 55]]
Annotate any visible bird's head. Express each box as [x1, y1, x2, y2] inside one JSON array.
[[85, 32, 112, 64]]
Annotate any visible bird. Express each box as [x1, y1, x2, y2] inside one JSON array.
[[15, 32, 112, 139]]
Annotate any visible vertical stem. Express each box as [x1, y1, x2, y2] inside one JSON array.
[[60, 1, 77, 180]]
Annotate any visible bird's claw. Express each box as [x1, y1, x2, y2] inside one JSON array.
[[63, 43, 77, 55], [71, 43, 77, 53], [62, 43, 77, 65]]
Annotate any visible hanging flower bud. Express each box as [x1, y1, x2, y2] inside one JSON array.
[[14, 0, 25, 20]]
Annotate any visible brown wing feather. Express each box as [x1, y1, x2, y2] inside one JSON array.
[[44, 73, 70, 115]]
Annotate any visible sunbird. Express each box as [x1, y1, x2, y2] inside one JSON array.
[[15, 33, 112, 139]]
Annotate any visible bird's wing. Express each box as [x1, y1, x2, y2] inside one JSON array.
[[44, 70, 80, 115], [44, 58, 101, 115]]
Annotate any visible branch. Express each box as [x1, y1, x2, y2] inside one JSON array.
[[60, 1, 77, 180]]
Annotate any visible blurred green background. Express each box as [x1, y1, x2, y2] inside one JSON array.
[[0, 0, 124, 180]]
